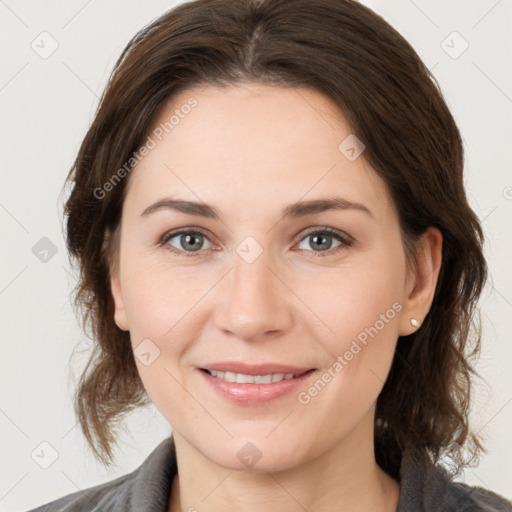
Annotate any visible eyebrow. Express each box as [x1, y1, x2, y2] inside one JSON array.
[[140, 196, 373, 220]]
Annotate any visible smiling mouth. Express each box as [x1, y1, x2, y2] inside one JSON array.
[[200, 368, 315, 384]]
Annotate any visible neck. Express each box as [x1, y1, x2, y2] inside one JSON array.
[[168, 413, 400, 512]]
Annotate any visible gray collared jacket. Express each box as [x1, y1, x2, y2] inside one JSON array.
[[27, 437, 512, 511]]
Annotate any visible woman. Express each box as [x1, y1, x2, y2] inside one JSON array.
[[28, 0, 512, 510]]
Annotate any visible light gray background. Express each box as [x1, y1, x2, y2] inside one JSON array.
[[1, 0, 511, 510]]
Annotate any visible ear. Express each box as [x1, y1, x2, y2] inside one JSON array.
[[399, 226, 443, 336], [104, 229, 129, 332]]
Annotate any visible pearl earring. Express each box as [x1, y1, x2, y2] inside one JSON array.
[[410, 318, 419, 327]]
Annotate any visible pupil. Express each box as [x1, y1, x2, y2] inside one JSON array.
[[312, 234, 331, 251], [183, 234, 202, 251]]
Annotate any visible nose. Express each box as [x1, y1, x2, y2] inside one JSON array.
[[213, 248, 294, 342]]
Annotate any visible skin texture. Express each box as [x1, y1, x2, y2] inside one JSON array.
[[109, 82, 443, 512]]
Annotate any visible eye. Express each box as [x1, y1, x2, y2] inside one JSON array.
[[160, 228, 214, 257], [295, 227, 353, 257]]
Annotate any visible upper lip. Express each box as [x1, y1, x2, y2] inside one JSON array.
[[199, 362, 315, 376]]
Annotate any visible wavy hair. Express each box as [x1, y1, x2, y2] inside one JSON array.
[[63, 0, 488, 473]]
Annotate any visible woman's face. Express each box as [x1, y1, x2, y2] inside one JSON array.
[[110, 82, 433, 471]]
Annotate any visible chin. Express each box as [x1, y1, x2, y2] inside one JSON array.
[[198, 436, 311, 474]]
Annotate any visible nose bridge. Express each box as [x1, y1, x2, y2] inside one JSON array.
[[233, 244, 275, 299], [230, 230, 277, 297], [214, 238, 292, 340]]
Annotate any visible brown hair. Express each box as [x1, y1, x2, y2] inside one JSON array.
[[64, 0, 488, 475]]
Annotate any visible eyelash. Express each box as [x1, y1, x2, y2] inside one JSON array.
[[158, 227, 353, 259]]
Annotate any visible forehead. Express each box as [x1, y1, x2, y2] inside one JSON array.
[[124, 82, 396, 222]]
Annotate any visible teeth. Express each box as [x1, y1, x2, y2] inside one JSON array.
[[208, 370, 298, 383]]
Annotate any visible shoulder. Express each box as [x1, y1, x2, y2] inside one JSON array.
[[397, 444, 512, 512], [26, 437, 177, 512], [26, 471, 136, 512], [445, 482, 512, 512]]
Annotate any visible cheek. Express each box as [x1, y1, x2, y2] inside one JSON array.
[[294, 268, 403, 433], [120, 257, 206, 341], [307, 259, 404, 354], [300, 255, 404, 418], [119, 263, 200, 415]]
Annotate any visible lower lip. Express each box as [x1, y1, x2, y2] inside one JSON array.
[[198, 369, 317, 405]]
